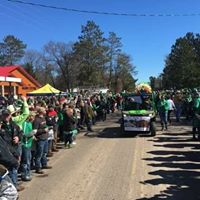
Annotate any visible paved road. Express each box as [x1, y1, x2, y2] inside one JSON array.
[[20, 113, 200, 200]]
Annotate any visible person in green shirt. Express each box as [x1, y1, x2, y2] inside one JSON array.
[[21, 112, 37, 182], [7, 96, 30, 130], [157, 95, 170, 131], [57, 106, 64, 142]]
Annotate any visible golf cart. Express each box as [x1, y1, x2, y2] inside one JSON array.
[[121, 93, 156, 136]]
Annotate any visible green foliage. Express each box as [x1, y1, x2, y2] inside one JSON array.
[[0, 21, 137, 92], [106, 32, 122, 87], [0, 35, 26, 65], [114, 53, 136, 92], [163, 32, 200, 89], [73, 21, 137, 91], [73, 20, 107, 87]]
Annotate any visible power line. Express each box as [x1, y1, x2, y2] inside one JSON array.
[[7, 0, 200, 17]]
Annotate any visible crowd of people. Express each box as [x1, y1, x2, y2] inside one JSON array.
[[0, 92, 120, 199], [154, 89, 200, 136], [0, 87, 199, 199]]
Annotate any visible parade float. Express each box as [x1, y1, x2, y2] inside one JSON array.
[[120, 83, 156, 136]]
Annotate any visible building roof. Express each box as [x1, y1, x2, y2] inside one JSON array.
[[0, 65, 41, 87], [0, 66, 18, 76]]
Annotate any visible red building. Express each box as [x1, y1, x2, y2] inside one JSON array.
[[0, 65, 41, 96]]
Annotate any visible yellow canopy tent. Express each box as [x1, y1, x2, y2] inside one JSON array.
[[27, 84, 62, 96]]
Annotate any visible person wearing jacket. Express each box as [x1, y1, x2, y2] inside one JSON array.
[[0, 109, 23, 191], [7, 96, 30, 175], [63, 108, 77, 148], [84, 99, 94, 133], [9, 96, 30, 130], [57, 105, 64, 142], [157, 95, 170, 131], [33, 107, 52, 174], [21, 112, 37, 181], [0, 131, 19, 172], [46, 105, 58, 156], [167, 95, 176, 124]]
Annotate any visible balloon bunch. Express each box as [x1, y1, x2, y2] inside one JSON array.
[[135, 83, 152, 94]]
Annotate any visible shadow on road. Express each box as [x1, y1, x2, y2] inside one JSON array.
[[85, 127, 153, 139], [137, 130, 200, 200]]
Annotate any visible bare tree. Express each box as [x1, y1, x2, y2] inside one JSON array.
[[43, 41, 76, 91]]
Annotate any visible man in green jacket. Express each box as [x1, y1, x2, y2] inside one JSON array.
[[7, 96, 30, 130], [157, 95, 170, 131]]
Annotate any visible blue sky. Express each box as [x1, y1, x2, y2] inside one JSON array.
[[1, 0, 200, 83]]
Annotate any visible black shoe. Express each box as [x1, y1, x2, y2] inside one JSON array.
[[42, 166, 52, 169], [52, 149, 59, 152], [35, 169, 45, 174], [22, 176, 32, 182], [47, 152, 54, 157]]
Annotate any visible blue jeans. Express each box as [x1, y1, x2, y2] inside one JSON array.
[[21, 146, 32, 178], [159, 111, 168, 127], [35, 140, 48, 170], [48, 139, 53, 153], [8, 168, 18, 186], [9, 144, 22, 186], [175, 104, 182, 122], [86, 119, 92, 131]]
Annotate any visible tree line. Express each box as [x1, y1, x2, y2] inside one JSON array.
[[150, 32, 200, 90], [0, 20, 137, 92]]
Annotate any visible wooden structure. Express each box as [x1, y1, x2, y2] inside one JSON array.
[[0, 65, 41, 96]]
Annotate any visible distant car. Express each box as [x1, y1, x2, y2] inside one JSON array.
[[121, 94, 156, 136]]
